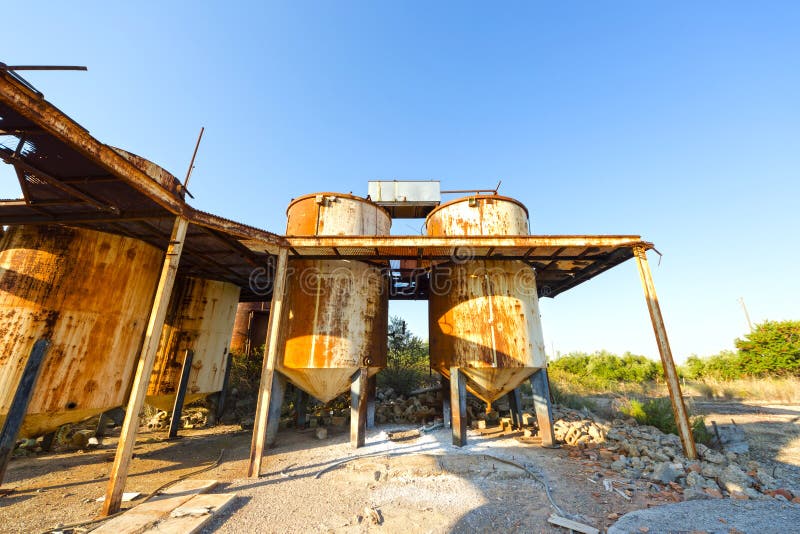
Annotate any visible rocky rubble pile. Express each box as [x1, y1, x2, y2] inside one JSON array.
[[552, 407, 800, 503], [375, 387, 440, 424]]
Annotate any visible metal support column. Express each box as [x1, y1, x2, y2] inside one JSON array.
[[366, 373, 377, 429], [0, 339, 50, 486], [265, 373, 286, 447], [441, 375, 451, 428], [167, 349, 194, 439], [247, 248, 290, 478], [214, 351, 234, 423], [634, 246, 697, 459], [450, 367, 467, 447], [295, 388, 308, 429], [508, 388, 523, 429], [530, 368, 556, 447], [350, 367, 369, 448], [102, 216, 189, 515]]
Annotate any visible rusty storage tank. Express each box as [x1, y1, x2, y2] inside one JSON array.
[[279, 193, 391, 402], [146, 277, 241, 411], [229, 301, 270, 356], [0, 225, 163, 437], [427, 195, 546, 403]]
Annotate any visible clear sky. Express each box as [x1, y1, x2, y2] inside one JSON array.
[[2, 2, 798, 362]]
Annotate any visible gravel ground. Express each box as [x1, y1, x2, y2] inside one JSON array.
[[608, 499, 800, 534]]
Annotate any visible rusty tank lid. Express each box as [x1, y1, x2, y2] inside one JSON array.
[[286, 192, 392, 218], [425, 194, 530, 222], [110, 147, 184, 200]]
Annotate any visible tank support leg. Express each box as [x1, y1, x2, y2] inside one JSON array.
[[450, 367, 467, 447], [530, 369, 556, 447], [248, 247, 290, 478], [0, 339, 50, 486], [350, 367, 369, 448], [441, 375, 451, 428], [633, 246, 697, 459], [265, 374, 286, 447], [295, 388, 308, 429], [40, 431, 56, 452], [215, 351, 233, 423], [366, 373, 377, 429], [103, 217, 189, 516], [168, 349, 194, 439], [508, 388, 523, 430]]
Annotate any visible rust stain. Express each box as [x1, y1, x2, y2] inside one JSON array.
[[0, 225, 163, 437], [146, 276, 240, 411], [278, 194, 390, 402], [426, 196, 546, 403]]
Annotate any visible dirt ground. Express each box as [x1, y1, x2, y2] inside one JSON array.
[[0, 400, 798, 533]]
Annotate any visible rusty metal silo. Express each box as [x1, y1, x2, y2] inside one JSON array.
[[229, 301, 270, 356], [146, 277, 240, 411], [279, 193, 390, 402], [427, 195, 546, 403], [0, 225, 163, 437]]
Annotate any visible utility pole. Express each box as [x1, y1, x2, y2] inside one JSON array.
[[738, 297, 753, 331]]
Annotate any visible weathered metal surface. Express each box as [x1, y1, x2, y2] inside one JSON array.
[[427, 195, 546, 403], [0, 225, 162, 437], [634, 246, 697, 459], [229, 302, 270, 356], [278, 194, 391, 403], [146, 277, 241, 411]]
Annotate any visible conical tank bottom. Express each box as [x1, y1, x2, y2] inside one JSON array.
[[440, 366, 538, 404], [279, 367, 380, 403]]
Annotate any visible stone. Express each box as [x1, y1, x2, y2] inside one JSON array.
[[687, 462, 702, 473], [719, 464, 754, 493], [704, 488, 723, 499], [650, 462, 680, 484], [730, 491, 749, 500], [701, 462, 723, 479], [743, 488, 763, 500], [756, 468, 779, 490], [685, 471, 706, 487], [772, 488, 793, 500], [683, 488, 711, 501], [315, 427, 328, 440], [701, 448, 727, 465]]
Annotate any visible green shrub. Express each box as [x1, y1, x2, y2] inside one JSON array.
[[620, 397, 711, 445], [378, 317, 430, 395]]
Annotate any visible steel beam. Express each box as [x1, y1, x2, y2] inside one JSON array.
[[0, 339, 50, 486], [634, 246, 697, 459], [530, 369, 556, 447], [450, 367, 467, 447], [350, 367, 369, 448], [167, 349, 194, 439]]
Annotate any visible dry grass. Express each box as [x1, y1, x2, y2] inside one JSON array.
[[684, 377, 800, 403]]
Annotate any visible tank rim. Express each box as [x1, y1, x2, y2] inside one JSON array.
[[425, 194, 530, 222], [286, 192, 392, 219]]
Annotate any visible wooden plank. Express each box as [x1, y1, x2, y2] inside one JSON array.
[[0, 339, 50, 485], [247, 247, 289, 478], [94, 479, 218, 534], [547, 514, 599, 534], [102, 216, 190, 515], [141, 493, 236, 534]]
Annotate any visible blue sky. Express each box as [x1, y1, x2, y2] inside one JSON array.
[[3, 2, 798, 362]]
